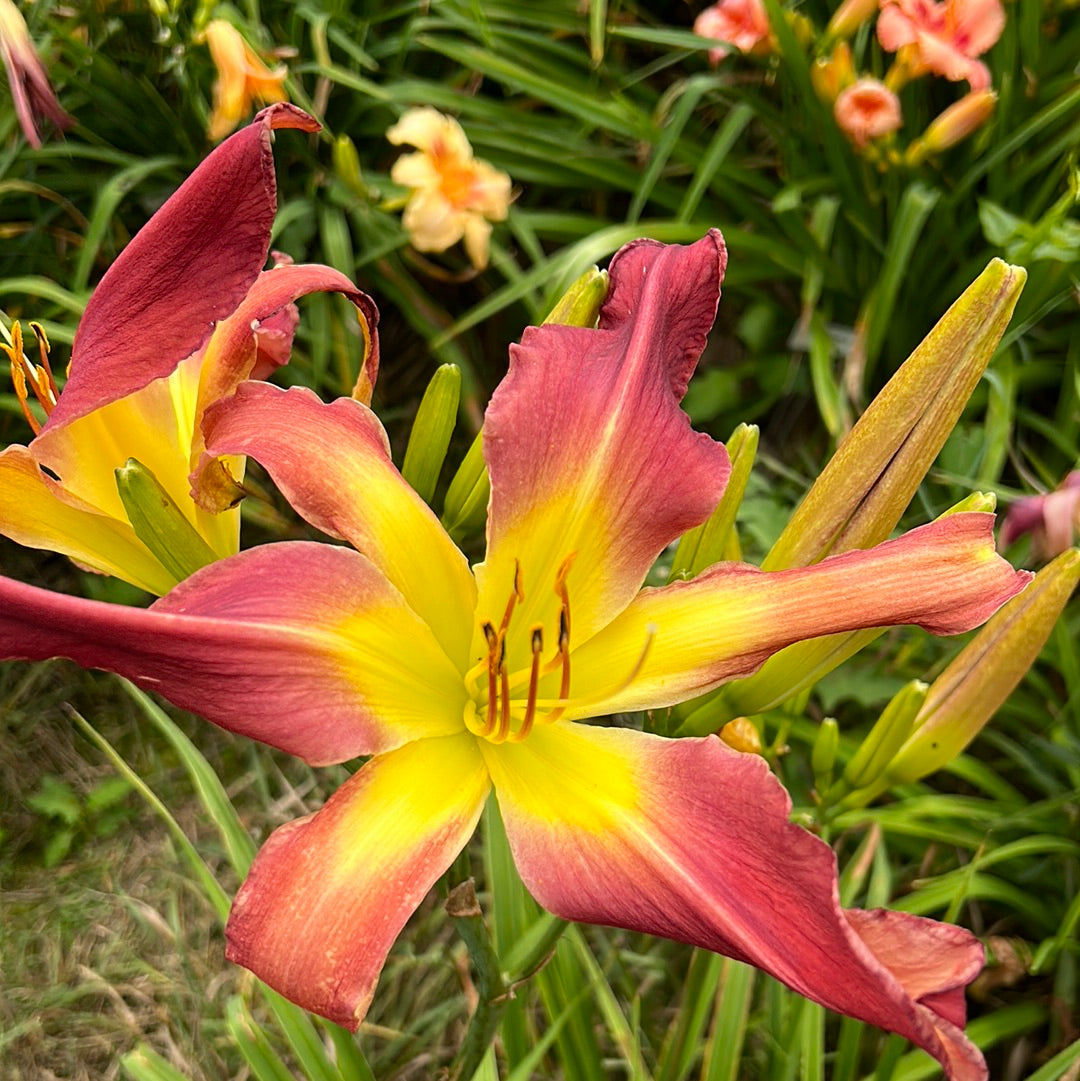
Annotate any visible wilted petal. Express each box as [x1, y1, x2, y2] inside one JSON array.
[[48, 102, 318, 430], [0, 542, 466, 764], [226, 733, 490, 1029], [198, 383, 475, 666], [566, 515, 1030, 717], [484, 723, 987, 1081], [0, 0, 71, 148], [190, 262, 380, 464], [476, 231, 731, 651]]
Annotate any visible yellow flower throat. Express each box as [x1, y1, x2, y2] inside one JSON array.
[[463, 553, 576, 745]]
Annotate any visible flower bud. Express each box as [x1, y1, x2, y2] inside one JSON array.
[[874, 549, 1080, 791], [442, 431, 490, 542], [720, 717, 763, 755], [332, 134, 368, 199], [907, 91, 997, 166], [826, 0, 878, 40], [543, 267, 608, 327], [764, 259, 1026, 572], [843, 680, 927, 790], [811, 718, 840, 787], [811, 42, 855, 104], [115, 458, 218, 583], [401, 364, 462, 505]]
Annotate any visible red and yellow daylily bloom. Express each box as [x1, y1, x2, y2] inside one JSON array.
[[0, 103, 378, 596], [0, 233, 1026, 1081]]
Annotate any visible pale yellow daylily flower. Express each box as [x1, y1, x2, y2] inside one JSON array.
[[387, 107, 512, 270]]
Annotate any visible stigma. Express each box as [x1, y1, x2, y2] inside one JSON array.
[[3, 321, 58, 435], [464, 554, 576, 744]]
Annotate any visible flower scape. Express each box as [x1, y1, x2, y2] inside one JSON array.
[[0, 104, 1035, 1081]]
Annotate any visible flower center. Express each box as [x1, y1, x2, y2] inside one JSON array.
[[463, 554, 576, 744], [3, 320, 58, 435]]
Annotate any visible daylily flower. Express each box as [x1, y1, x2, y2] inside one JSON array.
[[0, 103, 378, 596], [877, 0, 1006, 91], [693, 0, 773, 64], [834, 77, 903, 148], [202, 19, 288, 141], [387, 107, 512, 270], [1000, 471, 1080, 562], [0, 0, 71, 148], [0, 233, 1027, 1081]]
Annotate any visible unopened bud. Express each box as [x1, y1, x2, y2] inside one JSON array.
[[907, 91, 997, 166], [719, 717, 762, 755], [811, 718, 840, 785], [811, 42, 855, 104], [826, 0, 877, 40], [844, 680, 927, 790], [881, 550, 1080, 788], [442, 431, 490, 542], [332, 134, 368, 199], [115, 458, 218, 584], [401, 364, 462, 505], [764, 259, 1025, 570], [543, 267, 608, 327]]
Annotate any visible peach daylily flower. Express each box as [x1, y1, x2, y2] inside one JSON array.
[[387, 107, 512, 270], [877, 0, 1006, 91], [835, 78, 903, 147], [203, 20, 288, 141], [693, 0, 773, 64]]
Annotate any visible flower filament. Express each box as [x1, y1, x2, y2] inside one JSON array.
[[465, 555, 575, 745], [4, 320, 58, 435]]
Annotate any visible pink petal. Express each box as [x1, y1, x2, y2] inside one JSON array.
[[948, 0, 1006, 57], [483, 723, 987, 1081], [197, 382, 476, 666], [565, 514, 1031, 716], [0, 542, 466, 764], [47, 103, 318, 431], [226, 733, 490, 1029], [477, 231, 731, 651]]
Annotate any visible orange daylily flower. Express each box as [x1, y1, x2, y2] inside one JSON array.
[[203, 20, 288, 141]]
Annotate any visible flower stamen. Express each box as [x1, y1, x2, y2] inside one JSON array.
[[506, 626, 544, 744], [4, 321, 58, 435]]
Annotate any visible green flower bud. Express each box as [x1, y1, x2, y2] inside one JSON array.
[[843, 680, 927, 790], [543, 267, 608, 327], [401, 364, 462, 505], [115, 458, 218, 584], [812, 718, 840, 786]]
